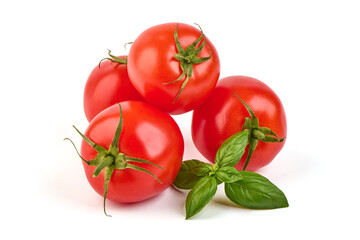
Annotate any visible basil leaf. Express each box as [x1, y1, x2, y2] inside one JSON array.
[[215, 130, 249, 167], [215, 166, 243, 183], [173, 159, 205, 189], [224, 171, 289, 209], [192, 162, 212, 176], [185, 176, 217, 219]]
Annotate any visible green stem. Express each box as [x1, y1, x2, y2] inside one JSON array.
[[252, 129, 265, 140], [93, 156, 114, 177], [233, 93, 286, 170], [98, 49, 127, 68]]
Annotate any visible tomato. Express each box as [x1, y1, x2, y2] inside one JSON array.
[[79, 101, 184, 207], [127, 22, 220, 115], [83, 54, 142, 122], [192, 76, 287, 171]]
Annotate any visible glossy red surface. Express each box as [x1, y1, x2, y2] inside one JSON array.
[[127, 23, 220, 115], [81, 101, 184, 203], [192, 76, 287, 171], [83, 56, 143, 122]]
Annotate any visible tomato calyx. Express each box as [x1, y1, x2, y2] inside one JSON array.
[[163, 24, 212, 102], [233, 94, 285, 171], [66, 104, 163, 217], [98, 49, 127, 68]]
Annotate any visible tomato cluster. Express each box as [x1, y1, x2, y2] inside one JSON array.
[[69, 22, 287, 218]]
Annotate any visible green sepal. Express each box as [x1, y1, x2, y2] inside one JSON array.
[[234, 94, 258, 125], [98, 49, 127, 68], [183, 31, 203, 57], [64, 138, 100, 166], [164, 23, 212, 102], [173, 65, 193, 103], [252, 128, 284, 143], [126, 163, 162, 184], [233, 93, 286, 170], [125, 156, 164, 170], [93, 156, 114, 177], [67, 103, 163, 217], [174, 24, 185, 55], [103, 165, 115, 217], [243, 138, 258, 171], [258, 127, 279, 138], [72, 125, 107, 154], [110, 104, 123, 150], [262, 135, 285, 143]]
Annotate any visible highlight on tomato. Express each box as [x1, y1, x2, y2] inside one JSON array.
[[83, 50, 142, 122], [66, 101, 184, 216], [192, 75, 287, 171], [127, 22, 220, 115]]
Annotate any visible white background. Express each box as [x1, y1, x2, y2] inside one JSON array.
[[1, 0, 359, 239]]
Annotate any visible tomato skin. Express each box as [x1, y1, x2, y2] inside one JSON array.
[[192, 76, 287, 171], [83, 56, 143, 122], [127, 22, 220, 115], [80, 101, 184, 203]]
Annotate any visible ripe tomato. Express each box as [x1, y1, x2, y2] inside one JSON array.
[[80, 101, 184, 205], [127, 22, 220, 115], [192, 76, 287, 171], [83, 55, 142, 122]]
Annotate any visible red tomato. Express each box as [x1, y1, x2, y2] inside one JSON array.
[[192, 76, 287, 171], [80, 101, 184, 203], [127, 22, 220, 115], [83, 55, 142, 122]]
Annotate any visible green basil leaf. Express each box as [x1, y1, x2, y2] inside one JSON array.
[[215, 166, 243, 183], [192, 162, 212, 176], [173, 159, 205, 189], [215, 130, 249, 167], [185, 176, 217, 219], [224, 171, 289, 209]]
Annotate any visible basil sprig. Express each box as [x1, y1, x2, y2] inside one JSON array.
[[173, 159, 210, 189], [185, 176, 217, 219], [215, 130, 249, 168], [173, 129, 288, 219], [225, 171, 288, 209]]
